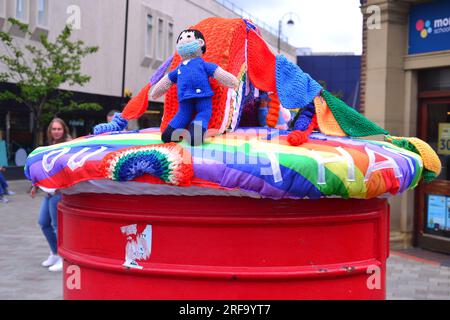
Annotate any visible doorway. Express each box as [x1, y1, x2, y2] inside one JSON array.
[[416, 96, 450, 253]]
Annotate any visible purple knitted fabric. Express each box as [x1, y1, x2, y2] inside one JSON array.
[[237, 82, 259, 127], [150, 55, 174, 85]]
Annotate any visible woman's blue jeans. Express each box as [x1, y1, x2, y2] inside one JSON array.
[[38, 193, 62, 254], [0, 172, 7, 196]]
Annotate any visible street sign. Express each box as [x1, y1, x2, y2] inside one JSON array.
[[438, 122, 450, 155]]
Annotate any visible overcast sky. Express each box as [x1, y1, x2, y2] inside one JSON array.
[[227, 0, 363, 54]]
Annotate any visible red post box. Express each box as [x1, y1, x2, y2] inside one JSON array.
[[59, 194, 389, 300]]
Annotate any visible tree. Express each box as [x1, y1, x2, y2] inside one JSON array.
[[0, 18, 101, 148]]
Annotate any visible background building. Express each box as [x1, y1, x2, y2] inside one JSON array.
[[297, 50, 361, 110], [0, 0, 297, 168], [360, 0, 450, 253]]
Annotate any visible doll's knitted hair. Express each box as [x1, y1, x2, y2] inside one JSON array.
[[177, 29, 206, 54]]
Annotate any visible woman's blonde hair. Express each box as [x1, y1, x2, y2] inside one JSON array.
[[47, 118, 71, 145]]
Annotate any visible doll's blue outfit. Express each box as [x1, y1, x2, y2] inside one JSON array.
[[169, 57, 217, 101], [162, 57, 218, 145]]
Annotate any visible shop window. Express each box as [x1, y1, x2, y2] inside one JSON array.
[[419, 67, 450, 91], [426, 103, 450, 181], [418, 101, 450, 247], [425, 194, 450, 237], [138, 102, 163, 128], [6, 111, 33, 164]]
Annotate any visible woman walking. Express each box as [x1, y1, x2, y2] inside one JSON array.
[[31, 118, 71, 272]]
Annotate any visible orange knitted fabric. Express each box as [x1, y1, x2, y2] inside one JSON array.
[[161, 18, 247, 133], [287, 115, 318, 146], [385, 136, 442, 176], [247, 29, 276, 92], [266, 92, 280, 128], [122, 83, 152, 120], [314, 95, 347, 137]]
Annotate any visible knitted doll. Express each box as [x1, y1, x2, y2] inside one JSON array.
[[150, 29, 239, 146], [257, 92, 291, 130]]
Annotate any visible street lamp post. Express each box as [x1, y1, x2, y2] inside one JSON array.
[[277, 12, 297, 53], [121, 0, 129, 108]]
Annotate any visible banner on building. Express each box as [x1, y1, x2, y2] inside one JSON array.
[[409, 0, 450, 55]]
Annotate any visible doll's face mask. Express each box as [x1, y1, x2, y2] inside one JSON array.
[[176, 41, 201, 58], [176, 30, 204, 58]]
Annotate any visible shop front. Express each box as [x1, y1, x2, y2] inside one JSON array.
[[415, 68, 450, 252], [408, 1, 450, 253], [362, 0, 450, 252]]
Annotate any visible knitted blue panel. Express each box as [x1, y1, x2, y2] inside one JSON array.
[[93, 113, 128, 135], [275, 55, 322, 109], [294, 103, 316, 131]]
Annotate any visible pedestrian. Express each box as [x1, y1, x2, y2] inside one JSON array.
[[107, 109, 120, 123], [0, 166, 14, 203], [30, 118, 71, 272]]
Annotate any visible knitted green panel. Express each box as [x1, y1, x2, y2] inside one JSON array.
[[423, 170, 437, 183], [386, 136, 419, 154], [385, 136, 437, 183], [321, 90, 389, 137]]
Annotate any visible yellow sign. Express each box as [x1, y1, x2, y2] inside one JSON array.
[[438, 123, 450, 155]]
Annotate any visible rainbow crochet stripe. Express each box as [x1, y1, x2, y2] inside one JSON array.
[[25, 128, 426, 200], [102, 143, 193, 186]]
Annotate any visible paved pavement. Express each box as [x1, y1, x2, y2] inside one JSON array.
[[1, 180, 449, 300], [387, 251, 450, 299], [0, 180, 62, 300]]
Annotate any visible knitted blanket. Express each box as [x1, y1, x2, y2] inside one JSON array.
[[25, 128, 425, 200]]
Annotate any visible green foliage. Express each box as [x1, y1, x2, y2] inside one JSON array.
[[0, 18, 101, 146], [317, 80, 344, 100]]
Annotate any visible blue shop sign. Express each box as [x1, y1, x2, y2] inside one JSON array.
[[409, 0, 450, 55]]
